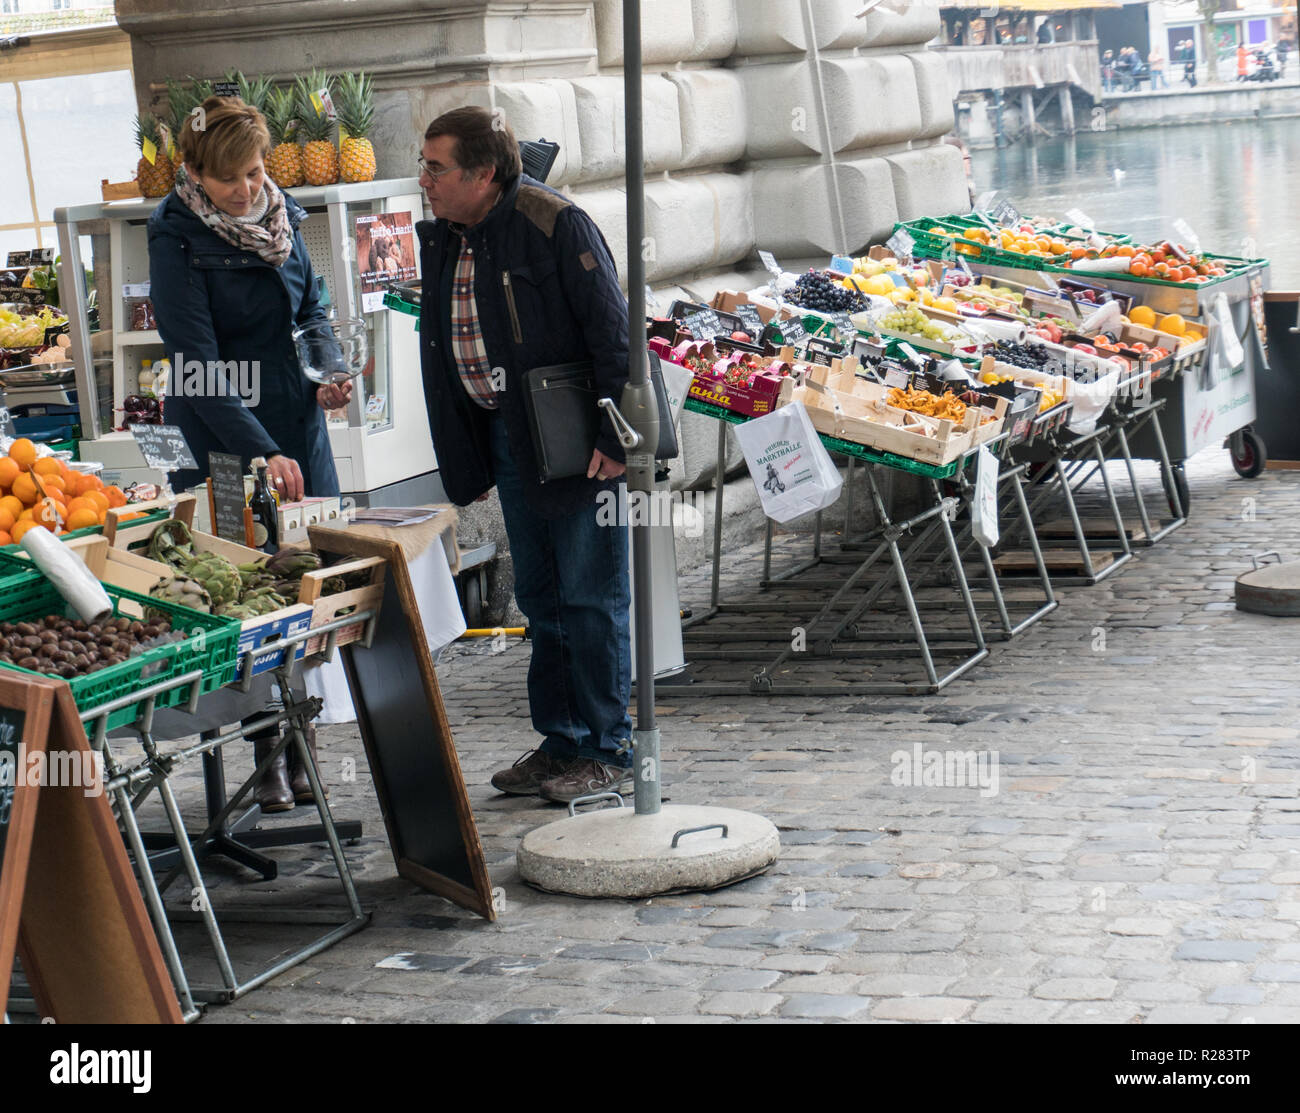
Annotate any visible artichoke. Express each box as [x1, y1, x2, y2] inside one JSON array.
[[220, 590, 288, 620], [265, 549, 322, 578], [186, 550, 243, 608], [147, 519, 197, 569], [147, 573, 212, 622]]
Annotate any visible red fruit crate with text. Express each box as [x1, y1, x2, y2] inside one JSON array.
[[653, 338, 791, 419]]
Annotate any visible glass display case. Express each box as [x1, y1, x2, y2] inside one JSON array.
[[54, 178, 438, 503]]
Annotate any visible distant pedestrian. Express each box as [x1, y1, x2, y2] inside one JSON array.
[[1181, 40, 1198, 87], [1277, 39, 1289, 76], [1101, 49, 1115, 91], [1237, 43, 1248, 80], [1148, 46, 1166, 89], [1037, 20, 1054, 45]]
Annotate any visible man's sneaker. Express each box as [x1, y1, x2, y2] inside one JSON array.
[[490, 750, 573, 796], [539, 758, 634, 805]]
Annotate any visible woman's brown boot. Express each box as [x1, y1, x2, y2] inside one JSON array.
[[289, 723, 329, 804], [251, 729, 294, 813]]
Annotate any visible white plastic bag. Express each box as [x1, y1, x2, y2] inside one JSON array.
[[732, 402, 843, 524], [970, 445, 1000, 548]]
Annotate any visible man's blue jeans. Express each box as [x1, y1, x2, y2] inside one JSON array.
[[489, 414, 633, 768]]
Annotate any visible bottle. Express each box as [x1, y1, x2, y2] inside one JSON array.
[[153, 357, 171, 397], [138, 358, 154, 394], [248, 457, 279, 550]]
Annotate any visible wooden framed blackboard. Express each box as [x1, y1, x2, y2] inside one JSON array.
[[0, 673, 54, 1017], [309, 524, 494, 920], [208, 451, 250, 545], [1, 675, 181, 1022]]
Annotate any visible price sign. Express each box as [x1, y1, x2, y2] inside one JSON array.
[[208, 451, 247, 545], [830, 311, 857, 340], [807, 343, 836, 367], [130, 423, 198, 473], [735, 303, 765, 339], [1065, 207, 1094, 231], [899, 342, 924, 367], [779, 315, 808, 347], [885, 228, 914, 263], [883, 367, 910, 389], [758, 250, 782, 280], [992, 199, 1021, 227], [1173, 218, 1202, 256], [957, 254, 974, 280], [683, 309, 722, 340], [213, 80, 240, 98]]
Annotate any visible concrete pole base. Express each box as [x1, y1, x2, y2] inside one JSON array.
[[517, 804, 780, 899]]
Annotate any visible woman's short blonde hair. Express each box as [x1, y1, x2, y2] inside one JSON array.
[[178, 95, 271, 178]]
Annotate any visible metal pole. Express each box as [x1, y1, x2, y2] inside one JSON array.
[[622, 0, 661, 815]]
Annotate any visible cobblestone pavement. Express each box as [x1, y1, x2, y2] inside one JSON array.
[[174, 451, 1300, 1024]]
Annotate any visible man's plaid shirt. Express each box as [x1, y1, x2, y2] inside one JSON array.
[[451, 236, 499, 410]]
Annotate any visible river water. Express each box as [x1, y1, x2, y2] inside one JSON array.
[[969, 117, 1300, 288]]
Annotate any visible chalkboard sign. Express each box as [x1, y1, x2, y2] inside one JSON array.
[[776, 315, 808, 346], [683, 308, 723, 341], [0, 678, 51, 1017], [992, 199, 1022, 227], [885, 228, 914, 262], [213, 80, 240, 98], [131, 423, 198, 472], [2, 679, 181, 1022], [735, 303, 765, 339], [309, 525, 495, 920], [208, 451, 248, 544], [830, 311, 857, 340]]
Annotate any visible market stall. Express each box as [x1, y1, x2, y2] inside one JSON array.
[[648, 208, 1271, 695]]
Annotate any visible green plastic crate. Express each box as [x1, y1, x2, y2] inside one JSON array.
[[1041, 253, 1268, 292], [0, 577, 239, 731], [897, 219, 1062, 272]]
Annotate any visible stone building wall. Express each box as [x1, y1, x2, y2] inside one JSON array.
[[117, 0, 967, 303]]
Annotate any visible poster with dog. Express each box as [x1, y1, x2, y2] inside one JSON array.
[[356, 212, 416, 312]]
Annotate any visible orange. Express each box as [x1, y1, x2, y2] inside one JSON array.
[[0, 458, 19, 490], [1117, 245, 1136, 258], [104, 485, 128, 509], [1129, 305, 1157, 328], [1130, 263, 1148, 277], [11, 472, 40, 506], [65, 507, 100, 531], [83, 490, 110, 515], [32, 458, 61, 477], [116, 511, 147, 522], [0, 531, 11, 547], [40, 474, 65, 494], [65, 496, 98, 518], [9, 521, 36, 544], [6, 438, 36, 471], [0, 508, 12, 534], [1070, 246, 1086, 261], [34, 498, 65, 530], [2, 494, 23, 520], [1158, 314, 1187, 337]]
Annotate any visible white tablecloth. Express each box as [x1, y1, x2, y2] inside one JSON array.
[[302, 537, 465, 723]]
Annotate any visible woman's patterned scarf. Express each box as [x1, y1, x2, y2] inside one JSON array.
[[174, 164, 293, 267]]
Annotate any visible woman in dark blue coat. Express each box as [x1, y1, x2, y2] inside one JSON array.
[[148, 95, 350, 812], [148, 95, 350, 503]]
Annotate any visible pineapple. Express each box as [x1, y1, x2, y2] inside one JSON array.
[[235, 71, 273, 114], [135, 114, 175, 198], [335, 71, 376, 183], [164, 79, 199, 167], [295, 70, 338, 186], [264, 86, 303, 189]]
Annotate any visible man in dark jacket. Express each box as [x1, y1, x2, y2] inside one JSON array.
[[416, 106, 633, 804]]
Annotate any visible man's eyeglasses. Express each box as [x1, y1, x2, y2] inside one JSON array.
[[417, 158, 461, 181]]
